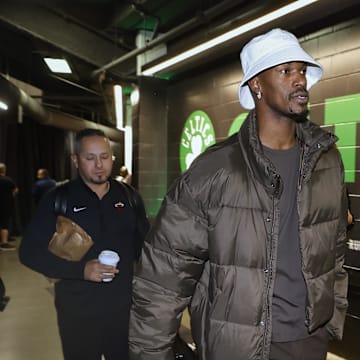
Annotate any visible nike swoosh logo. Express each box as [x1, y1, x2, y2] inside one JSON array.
[[114, 202, 125, 208], [73, 206, 87, 213]]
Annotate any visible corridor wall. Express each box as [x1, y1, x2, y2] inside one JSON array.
[[137, 18, 360, 284]]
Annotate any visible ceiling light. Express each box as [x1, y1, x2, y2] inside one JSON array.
[[142, 0, 318, 76], [0, 100, 8, 111], [114, 85, 124, 130], [44, 58, 72, 73], [130, 87, 140, 106]]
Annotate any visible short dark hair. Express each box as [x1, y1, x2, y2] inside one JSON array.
[[74, 128, 107, 154], [39, 168, 49, 177]]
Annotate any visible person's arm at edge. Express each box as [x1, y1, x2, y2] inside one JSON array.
[[326, 159, 349, 340], [133, 189, 150, 261], [19, 190, 85, 280], [129, 178, 208, 359]]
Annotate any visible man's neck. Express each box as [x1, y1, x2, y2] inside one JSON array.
[[257, 115, 297, 150], [87, 181, 110, 199]]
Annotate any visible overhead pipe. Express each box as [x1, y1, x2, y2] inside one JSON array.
[[46, 111, 124, 143], [0, 74, 48, 122], [92, 0, 242, 76], [0, 74, 123, 142]]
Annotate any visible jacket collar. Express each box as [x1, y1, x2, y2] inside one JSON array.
[[238, 110, 338, 197]]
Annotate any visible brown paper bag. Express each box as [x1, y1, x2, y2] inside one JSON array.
[[48, 215, 93, 261]]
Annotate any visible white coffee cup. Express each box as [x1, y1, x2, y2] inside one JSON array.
[[98, 250, 120, 282]]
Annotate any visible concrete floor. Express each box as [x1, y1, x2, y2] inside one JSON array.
[[0, 237, 356, 359], [0, 238, 63, 360]]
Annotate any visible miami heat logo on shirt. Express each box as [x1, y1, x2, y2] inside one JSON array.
[[114, 201, 125, 212]]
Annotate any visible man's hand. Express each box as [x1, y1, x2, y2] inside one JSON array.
[[84, 259, 119, 282]]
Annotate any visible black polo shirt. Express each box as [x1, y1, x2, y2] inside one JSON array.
[[20, 177, 147, 312]]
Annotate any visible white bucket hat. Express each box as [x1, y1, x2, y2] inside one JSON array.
[[238, 28, 323, 110]]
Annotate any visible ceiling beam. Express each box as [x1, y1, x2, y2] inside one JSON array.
[[93, 0, 248, 76], [0, 2, 133, 78]]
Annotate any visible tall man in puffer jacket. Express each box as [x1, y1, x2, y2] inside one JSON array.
[[129, 28, 348, 360]]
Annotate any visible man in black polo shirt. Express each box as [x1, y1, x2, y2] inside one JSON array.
[[20, 129, 149, 360]]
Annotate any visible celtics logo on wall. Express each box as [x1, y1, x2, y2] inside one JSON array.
[[180, 110, 216, 172]]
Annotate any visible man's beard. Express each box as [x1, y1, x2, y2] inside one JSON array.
[[91, 176, 108, 185], [288, 106, 308, 123], [287, 88, 309, 123]]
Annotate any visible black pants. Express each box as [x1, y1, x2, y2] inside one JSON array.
[[270, 327, 330, 360], [56, 301, 130, 360]]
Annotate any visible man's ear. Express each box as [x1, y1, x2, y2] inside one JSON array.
[[70, 154, 78, 169], [248, 77, 260, 95]]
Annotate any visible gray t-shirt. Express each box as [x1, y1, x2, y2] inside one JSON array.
[[264, 143, 309, 342]]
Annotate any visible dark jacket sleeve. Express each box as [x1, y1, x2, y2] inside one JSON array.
[[129, 177, 208, 359], [18, 189, 85, 280], [132, 188, 150, 260], [326, 165, 349, 340]]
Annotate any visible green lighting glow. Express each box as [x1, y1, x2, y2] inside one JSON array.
[[228, 113, 248, 136], [324, 93, 360, 183]]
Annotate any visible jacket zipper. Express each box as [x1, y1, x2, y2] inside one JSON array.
[[262, 195, 276, 359], [297, 143, 321, 330], [297, 144, 306, 192]]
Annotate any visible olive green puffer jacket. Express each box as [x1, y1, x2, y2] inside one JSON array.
[[129, 111, 348, 360]]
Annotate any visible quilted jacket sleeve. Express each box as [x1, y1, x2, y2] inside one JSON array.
[[326, 175, 349, 340], [129, 177, 209, 359]]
